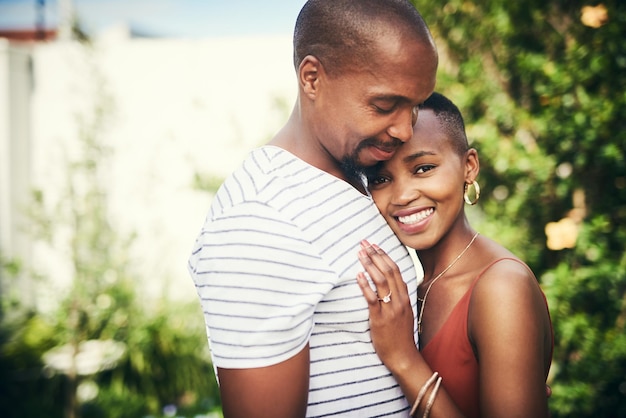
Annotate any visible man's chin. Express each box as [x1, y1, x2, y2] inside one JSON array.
[[340, 156, 367, 181]]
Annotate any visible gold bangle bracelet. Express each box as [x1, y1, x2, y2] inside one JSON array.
[[409, 372, 439, 417], [422, 376, 443, 418]]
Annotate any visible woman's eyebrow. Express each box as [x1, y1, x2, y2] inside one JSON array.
[[403, 150, 436, 164]]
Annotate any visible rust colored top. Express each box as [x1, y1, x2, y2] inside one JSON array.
[[421, 258, 553, 418]]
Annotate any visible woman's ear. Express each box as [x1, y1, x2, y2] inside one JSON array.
[[464, 148, 480, 183], [298, 55, 322, 100]]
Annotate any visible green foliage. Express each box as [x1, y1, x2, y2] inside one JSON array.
[[0, 312, 65, 418], [542, 217, 626, 417], [414, 0, 626, 416], [89, 302, 220, 417], [0, 296, 219, 418]]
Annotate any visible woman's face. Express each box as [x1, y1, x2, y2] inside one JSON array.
[[367, 109, 475, 250]]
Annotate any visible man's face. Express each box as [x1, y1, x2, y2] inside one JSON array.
[[313, 32, 438, 177]]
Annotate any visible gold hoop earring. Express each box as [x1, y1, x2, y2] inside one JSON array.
[[464, 180, 480, 205]]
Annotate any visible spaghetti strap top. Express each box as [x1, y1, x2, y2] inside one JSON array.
[[420, 257, 552, 418]]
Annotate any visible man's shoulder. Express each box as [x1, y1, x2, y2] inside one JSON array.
[[214, 146, 346, 214], [240, 145, 307, 176], [223, 146, 316, 193]]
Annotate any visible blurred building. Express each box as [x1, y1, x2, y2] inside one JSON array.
[[0, 36, 36, 308], [0, 25, 295, 311], [0, 29, 57, 41]]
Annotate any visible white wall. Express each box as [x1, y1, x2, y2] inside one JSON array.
[[2, 32, 297, 308], [0, 39, 36, 308]]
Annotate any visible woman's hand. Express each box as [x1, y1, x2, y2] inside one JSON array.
[[357, 241, 466, 418], [357, 240, 420, 372]]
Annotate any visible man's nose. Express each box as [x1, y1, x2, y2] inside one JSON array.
[[387, 106, 417, 143]]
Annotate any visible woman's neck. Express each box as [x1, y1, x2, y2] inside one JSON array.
[[418, 224, 477, 282]]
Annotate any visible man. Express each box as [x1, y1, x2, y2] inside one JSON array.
[[188, 1, 438, 416]]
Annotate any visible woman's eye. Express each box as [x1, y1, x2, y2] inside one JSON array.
[[369, 176, 389, 186], [415, 165, 435, 174]]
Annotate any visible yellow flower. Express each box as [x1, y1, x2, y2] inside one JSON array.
[[545, 218, 579, 250], [581, 4, 609, 28]]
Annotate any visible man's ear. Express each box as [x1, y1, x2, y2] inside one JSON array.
[[298, 55, 322, 100], [464, 148, 480, 183]]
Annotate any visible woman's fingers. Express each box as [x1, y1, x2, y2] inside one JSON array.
[[358, 240, 408, 301], [358, 240, 395, 301], [356, 271, 379, 305], [357, 240, 419, 367], [370, 243, 405, 286]]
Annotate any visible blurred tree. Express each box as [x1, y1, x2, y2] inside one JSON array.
[[0, 35, 220, 418], [0, 306, 65, 418], [413, 0, 626, 416]]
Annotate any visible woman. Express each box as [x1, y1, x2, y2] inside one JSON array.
[[356, 92, 553, 418]]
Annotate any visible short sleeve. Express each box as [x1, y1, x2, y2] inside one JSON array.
[[189, 200, 336, 369]]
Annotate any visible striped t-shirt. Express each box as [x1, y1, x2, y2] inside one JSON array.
[[188, 146, 419, 417]]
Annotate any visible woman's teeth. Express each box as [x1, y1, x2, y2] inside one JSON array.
[[397, 208, 434, 224]]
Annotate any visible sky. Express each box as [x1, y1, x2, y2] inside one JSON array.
[[0, 0, 308, 38]]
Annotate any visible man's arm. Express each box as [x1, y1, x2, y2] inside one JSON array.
[[218, 344, 311, 418]]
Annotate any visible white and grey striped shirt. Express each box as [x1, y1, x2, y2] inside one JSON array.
[[189, 146, 419, 417]]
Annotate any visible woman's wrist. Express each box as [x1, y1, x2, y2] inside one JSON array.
[[384, 347, 424, 377]]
